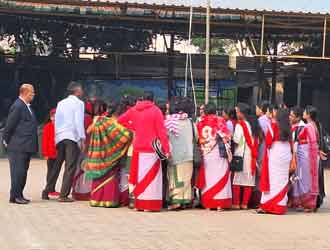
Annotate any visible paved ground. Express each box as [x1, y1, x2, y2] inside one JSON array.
[[0, 159, 330, 250]]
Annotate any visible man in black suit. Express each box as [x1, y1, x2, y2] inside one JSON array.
[[3, 84, 38, 205]]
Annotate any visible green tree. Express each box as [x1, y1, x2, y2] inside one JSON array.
[[192, 38, 236, 55], [0, 15, 153, 57]]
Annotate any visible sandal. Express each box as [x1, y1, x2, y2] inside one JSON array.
[[304, 208, 315, 213], [256, 208, 266, 214], [232, 205, 240, 210], [168, 204, 182, 211]]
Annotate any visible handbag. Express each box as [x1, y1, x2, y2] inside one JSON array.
[[217, 134, 228, 159], [322, 132, 330, 154], [189, 119, 202, 169], [230, 142, 245, 172], [152, 138, 168, 161]]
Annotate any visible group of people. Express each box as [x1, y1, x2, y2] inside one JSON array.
[[3, 82, 327, 215]]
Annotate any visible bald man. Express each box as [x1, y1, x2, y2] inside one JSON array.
[[3, 84, 38, 205]]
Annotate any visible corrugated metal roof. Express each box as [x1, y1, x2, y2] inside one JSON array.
[[99, 0, 330, 14], [218, 0, 330, 14]]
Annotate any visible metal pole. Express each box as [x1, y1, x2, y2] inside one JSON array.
[[257, 14, 265, 103], [271, 40, 278, 104], [323, 17, 327, 58], [297, 74, 302, 107], [184, 5, 193, 97], [167, 34, 175, 99], [260, 15, 265, 56], [205, 0, 210, 104]]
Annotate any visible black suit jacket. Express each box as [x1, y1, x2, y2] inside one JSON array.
[[3, 98, 38, 153]]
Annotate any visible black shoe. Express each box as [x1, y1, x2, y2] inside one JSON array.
[[256, 209, 267, 214], [22, 197, 31, 203], [41, 191, 49, 200], [10, 198, 28, 205], [58, 197, 74, 203]]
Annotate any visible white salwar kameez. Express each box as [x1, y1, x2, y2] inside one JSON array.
[[232, 122, 255, 187]]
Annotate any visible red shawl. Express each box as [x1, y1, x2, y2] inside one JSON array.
[[196, 115, 230, 189], [260, 121, 279, 192], [197, 115, 230, 155], [305, 122, 320, 195], [238, 120, 259, 176]]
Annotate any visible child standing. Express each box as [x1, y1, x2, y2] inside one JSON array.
[[42, 109, 59, 197]]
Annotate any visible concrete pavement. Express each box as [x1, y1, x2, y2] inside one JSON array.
[[0, 159, 330, 250]]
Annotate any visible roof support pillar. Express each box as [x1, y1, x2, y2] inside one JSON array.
[[260, 14, 265, 56], [167, 33, 175, 99], [205, 0, 211, 104], [257, 14, 265, 104], [297, 73, 302, 107], [322, 17, 327, 58], [271, 40, 278, 104]]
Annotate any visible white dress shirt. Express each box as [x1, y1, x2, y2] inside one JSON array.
[[55, 95, 85, 145], [19, 96, 33, 115]]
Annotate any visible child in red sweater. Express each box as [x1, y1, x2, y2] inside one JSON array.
[[42, 109, 59, 197]]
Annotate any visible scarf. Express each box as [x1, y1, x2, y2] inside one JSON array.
[[260, 122, 276, 192], [84, 116, 132, 180], [197, 114, 230, 155], [165, 113, 188, 136], [306, 122, 320, 195], [238, 120, 259, 176]]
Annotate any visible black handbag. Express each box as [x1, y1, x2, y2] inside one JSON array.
[[152, 138, 167, 161], [318, 122, 330, 154], [230, 142, 245, 172], [217, 134, 228, 159], [189, 119, 202, 169], [322, 132, 330, 154]]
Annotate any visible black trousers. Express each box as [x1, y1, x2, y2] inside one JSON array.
[[8, 151, 31, 200], [43, 139, 79, 198], [46, 159, 56, 192], [317, 160, 326, 208]]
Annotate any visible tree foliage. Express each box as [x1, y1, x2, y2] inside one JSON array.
[[191, 35, 325, 58], [0, 16, 154, 57], [192, 37, 237, 55]]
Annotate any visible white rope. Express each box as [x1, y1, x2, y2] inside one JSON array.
[[184, 53, 189, 96], [184, 2, 198, 117], [184, 4, 193, 97], [190, 52, 197, 117]]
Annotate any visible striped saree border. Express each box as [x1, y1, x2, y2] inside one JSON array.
[[85, 116, 132, 180]]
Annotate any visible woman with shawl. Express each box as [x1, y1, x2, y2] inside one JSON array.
[[165, 97, 195, 210], [84, 101, 132, 208], [197, 103, 232, 210], [291, 106, 320, 212], [258, 109, 292, 215]]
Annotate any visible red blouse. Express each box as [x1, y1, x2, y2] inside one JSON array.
[[265, 121, 280, 147], [42, 122, 57, 159]]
